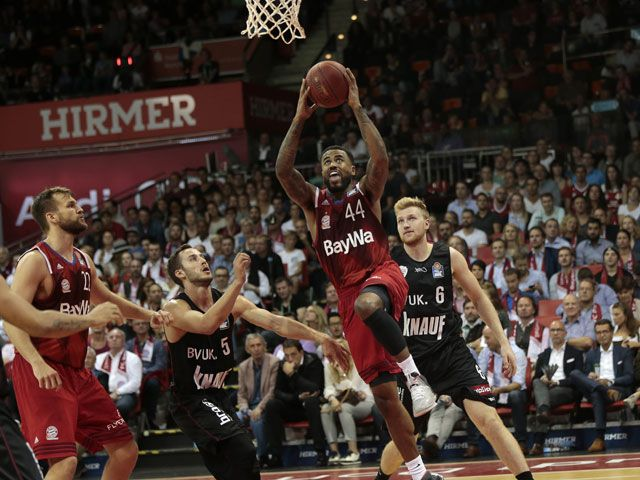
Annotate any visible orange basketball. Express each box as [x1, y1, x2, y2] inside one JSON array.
[[305, 61, 349, 109]]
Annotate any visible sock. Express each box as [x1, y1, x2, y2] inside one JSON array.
[[375, 468, 391, 480], [515, 472, 534, 480], [398, 355, 420, 379], [405, 455, 427, 480]]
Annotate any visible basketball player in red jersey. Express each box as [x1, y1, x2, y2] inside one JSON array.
[[276, 71, 439, 480], [0, 275, 123, 480], [4, 187, 173, 480]]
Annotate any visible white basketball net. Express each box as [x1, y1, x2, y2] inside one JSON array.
[[242, 0, 306, 44]]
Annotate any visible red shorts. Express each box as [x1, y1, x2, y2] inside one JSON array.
[[12, 354, 132, 460], [338, 261, 408, 384]]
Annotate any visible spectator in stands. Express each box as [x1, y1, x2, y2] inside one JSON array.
[[492, 186, 510, 222], [528, 227, 559, 279], [89, 327, 109, 355], [437, 221, 454, 243], [0, 247, 11, 278], [576, 218, 613, 265], [474, 193, 502, 237], [549, 247, 577, 300], [454, 209, 488, 256], [252, 235, 285, 287], [616, 277, 640, 323], [164, 223, 184, 258], [486, 238, 511, 294], [118, 258, 145, 304], [474, 166, 499, 198], [514, 250, 549, 300], [213, 266, 230, 292], [610, 302, 639, 347], [570, 320, 634, 452], [502, 268, 524, 319], [611, 39, 640, 74], [560, 214, 580, 248], [599, 247, 634, 289], [327, 313, 343, 341], [529, 319, 583, 456], [529, 194, 565, 229], [623, 140, 640, 179], [447, 181, 477, 223], [263, 340, 326, 467], [126, 320, 167, 428], [461, 299, 484, 352], [142, 242, 167, 285], [95, 328, 143, 423], [323, 283, 339, 317], [580, 268, 619, 310], [212, 236, 235, 274], [580, 278, 610, 324], [422, 393, 464, 460], [510, 295, 549, 364], [144, 282, 165, 311], [237, 334, 279, 466], [523, 177, 542, 215], [619, 186, 640, 221], [272, 277, 306, 319], [321, 339, 373, 465], [343, 131, 368, 161], [137, 206, 164, 245], [278, 231, 306, 290], [508, 194, 529, 232], [544, 219, 571, 251], [465, 326, 529, 457]]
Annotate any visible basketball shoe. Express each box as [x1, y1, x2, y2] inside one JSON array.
[[408, 372, 437, 417]]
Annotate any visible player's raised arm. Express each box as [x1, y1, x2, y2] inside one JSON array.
[[449, 247, 518, 377], [344, 68, 389, 203], [275, 79, 317, 211], [232, 296, 350, 371], [164, 253, 249, 336]]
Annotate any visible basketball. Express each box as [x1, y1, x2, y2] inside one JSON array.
[[305, 61, 349, 109]]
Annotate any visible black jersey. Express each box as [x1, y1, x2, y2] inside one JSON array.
[[392, 241, 461, 361], [168, 289, 235, 397]]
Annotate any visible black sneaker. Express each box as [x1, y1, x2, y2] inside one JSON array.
[[421, 473, 445, 480], [316, 450, 328, 467]]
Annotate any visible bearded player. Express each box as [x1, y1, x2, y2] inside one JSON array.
[[375, 197, 534, 480], [276, 71, 438, 480], [4, 187, 172, 480]]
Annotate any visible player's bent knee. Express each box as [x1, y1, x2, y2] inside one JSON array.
[[354, 293, 383, 319]]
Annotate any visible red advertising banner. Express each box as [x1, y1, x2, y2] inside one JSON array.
[[243, 82, 298, 133], [0, 131, 248, 244], [0, 83, 246, 153], [149, 37, 252, 82]]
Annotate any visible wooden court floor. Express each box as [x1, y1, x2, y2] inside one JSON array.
[[150, 451, 640, 479]]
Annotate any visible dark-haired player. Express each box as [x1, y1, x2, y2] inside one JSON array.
[[163, 245, 348, 479], [5, 186, 172, 480], [375, 197, 534, 480], [276, 72, 437, 480]]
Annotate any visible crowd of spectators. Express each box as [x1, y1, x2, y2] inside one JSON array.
[[0, 0, 330, 103]]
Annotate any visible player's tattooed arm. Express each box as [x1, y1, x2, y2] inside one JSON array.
[[276, 80, 316, 211], [344, 68, 388, 202]]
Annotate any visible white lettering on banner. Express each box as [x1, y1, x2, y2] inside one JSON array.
[[16, 189, 109, 227], [60, 300, 91, 315], [323, 229, 374, 256], [40, 95, 197, 141]]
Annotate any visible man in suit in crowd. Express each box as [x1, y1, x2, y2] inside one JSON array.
[[263, 339, 326, 467], [570, 320, 634, 452], [529, 320, 583, 455], [237, 333, 279, 466]]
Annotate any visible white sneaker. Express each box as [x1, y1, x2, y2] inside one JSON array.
[[408, 373, 437, 417], [327, 452, 341, 465], [339, 451, 361, 464]]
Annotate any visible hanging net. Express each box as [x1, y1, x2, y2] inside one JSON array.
[[242, 0, 306, 44]]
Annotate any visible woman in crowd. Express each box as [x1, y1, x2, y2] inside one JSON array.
[[619, 185, 640, 221], [503, 223, 524, 259], [610, 302, 639, 348], [94, 230, 116, 271], [507, 192, 529, 231], [184, 208, 199, 240], [321, 339, 374, 465], [599, 247, 632, 289], [470, 260, 488, 287], [551, 160, 571, 198], [587, 184, 607, 215], [206, 202, 226, 235], [448, 235, 474, 265], [603, 165, 627, 223], [616, 229, 636, 271]]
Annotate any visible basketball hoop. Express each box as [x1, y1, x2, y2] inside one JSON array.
[[242, 0, 306, 44]]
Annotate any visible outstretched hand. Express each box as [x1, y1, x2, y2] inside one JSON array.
[[294, 79, 318, 120], [88, 302, 124, 328], [322, 337, 351, 373], [344, 68, 361, 109], [150, 310, 173, 329], [232, 252, 251, 283]]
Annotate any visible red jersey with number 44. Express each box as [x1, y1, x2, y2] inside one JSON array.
[[19, 241, 92, 369], [313, 183, 391, 289]]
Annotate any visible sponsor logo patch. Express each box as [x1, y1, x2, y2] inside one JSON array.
[[321, 214, 330, 230], [399, 265, 408, 277], [56, 264, 64, 270], [61, 279, 71, 293], [432, 261, 444, 278]]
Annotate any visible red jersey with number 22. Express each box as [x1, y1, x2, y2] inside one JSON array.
[[313, 183, 391, 289], [20, 241, 92, 368]]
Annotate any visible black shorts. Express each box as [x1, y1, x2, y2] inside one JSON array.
[[170, 389, 248, 447], [400, 336, 496, 432], [0, 403, 42, 480]]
